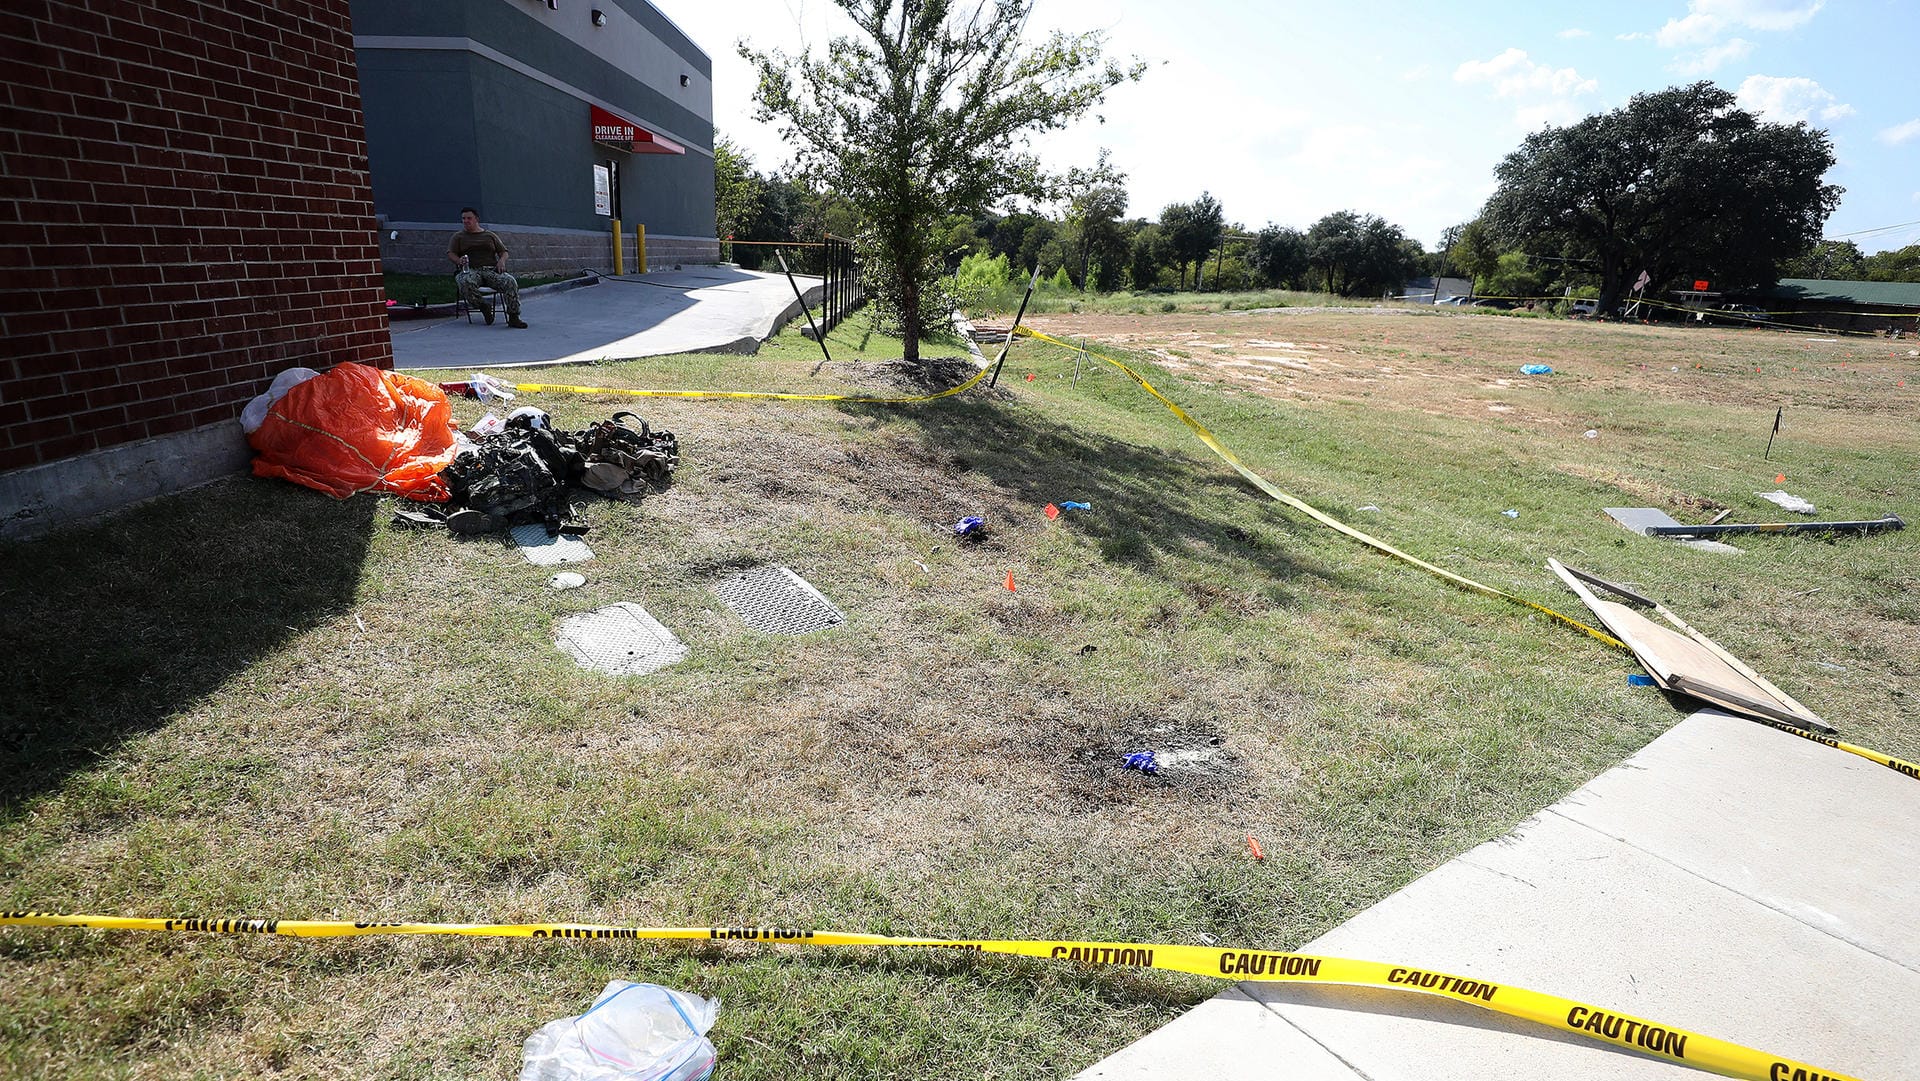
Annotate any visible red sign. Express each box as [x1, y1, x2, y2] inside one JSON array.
[[590, 104, 686, 156], [1693, 280, 1710, 291]]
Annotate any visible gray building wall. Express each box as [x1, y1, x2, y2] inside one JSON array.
[[351, 0, 717, 272]]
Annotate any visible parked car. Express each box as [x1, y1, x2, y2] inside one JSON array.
[[1436, 295, 1474, 306], [1568, 298, 1600, 317], [1714, 304, 1772, 324]]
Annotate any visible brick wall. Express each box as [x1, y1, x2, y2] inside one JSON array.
[[0, 0, 390, 475]]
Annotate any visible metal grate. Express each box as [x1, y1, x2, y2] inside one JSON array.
[[512, 523, 595, 566], [712, 565, 846, 635], [555, 602, 687, 676]]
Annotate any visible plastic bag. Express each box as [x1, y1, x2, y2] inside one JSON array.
[[248, 363, 458, 501], [519, 981, 719, 1081], [240, 367, 322, 434]]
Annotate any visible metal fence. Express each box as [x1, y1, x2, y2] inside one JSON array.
[[728, 235, 862, 336]]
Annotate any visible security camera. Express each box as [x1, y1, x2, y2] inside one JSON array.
[[388, 230, 399, 240], [680, 74, 690, 87], [591, 9, 606, 25]]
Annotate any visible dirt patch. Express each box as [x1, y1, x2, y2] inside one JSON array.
[[819, 355, 1013, 401], [1023, 309, 1920, 427], [1060, 715, 1243, 808], [1553, 463, 1728, 516]]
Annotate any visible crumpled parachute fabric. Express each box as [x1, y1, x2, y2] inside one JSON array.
[[249, 362, 458, 501]]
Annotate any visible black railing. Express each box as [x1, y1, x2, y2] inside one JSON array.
[[819, 233, 857, 335], [728, 236, 862, 336]]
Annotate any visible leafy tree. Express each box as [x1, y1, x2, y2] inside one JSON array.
[[1777, 239, 1864, 280], [744, 1, 1142, 363], [1483, 81, 1840, 313], [1160, 193, 1224, 289], [1481, 251, 1552, 300], [1305, 211, 1419, 296], [713, 135, 762, 264], [1061, 150, 1129, 290], [1861, 244, 1920, 282], [1451, 219, 1502, 290], [1247, 225, 1307, 289], [988, 211, 1045, 264], [1127, 222, 1170, 290]]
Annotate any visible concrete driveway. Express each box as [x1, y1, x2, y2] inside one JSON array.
[[387, 266, 823, 372]]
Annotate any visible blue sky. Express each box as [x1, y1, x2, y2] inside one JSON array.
[[650, 0, 1920, 252]]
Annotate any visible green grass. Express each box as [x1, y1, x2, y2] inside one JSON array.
[[382, 270, 592, 306], [2, 307, 1914, 1079], [970, 286, 1402, 317]]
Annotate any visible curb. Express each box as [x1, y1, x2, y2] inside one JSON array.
[[387, 271, 603, 320]]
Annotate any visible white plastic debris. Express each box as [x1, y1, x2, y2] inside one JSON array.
[[1584, 429, 1599, 439], [549, 572, 586, 590], [519, 981, 718, 1081], [471, 371, 516, 405], [1756, 490, 1816, 515], [240, 367, 322, 433]]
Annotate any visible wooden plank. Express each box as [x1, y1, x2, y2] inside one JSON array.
[[1648, 603, 1828, 728], [1545, 559, 1831, 733]]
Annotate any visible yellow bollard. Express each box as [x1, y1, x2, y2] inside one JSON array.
[[610, 217, 624, 276], [635, 223, 647, 275]]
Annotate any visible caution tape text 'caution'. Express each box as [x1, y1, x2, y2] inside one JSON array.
[[0, 912, 1860, 1081]]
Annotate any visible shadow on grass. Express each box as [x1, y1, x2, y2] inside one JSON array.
[[835, 383, 1335, 595], [0, 478, 376, 815]]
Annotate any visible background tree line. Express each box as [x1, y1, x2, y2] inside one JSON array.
[[720, 135, 1440, 298], [724, 0, 1881, 367]]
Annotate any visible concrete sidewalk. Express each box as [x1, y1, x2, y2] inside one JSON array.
[[1081, 710, 1917, 1080], [387, 266, 822, 372]]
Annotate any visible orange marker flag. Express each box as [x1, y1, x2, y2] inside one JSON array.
[[1045, 503, 1060, 520], [1025, 372, 1036, 381], [1005, 571, 1017, 592], [1247, 834, 1265, 860], [1775, 474, 1786, 483]]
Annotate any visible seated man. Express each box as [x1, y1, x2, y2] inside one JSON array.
[[447, 207, 528, 328]]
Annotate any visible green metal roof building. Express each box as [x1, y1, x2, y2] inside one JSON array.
[[1757, 279, 1920, 335]]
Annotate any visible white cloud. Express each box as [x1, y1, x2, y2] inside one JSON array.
[[1735, 75, 1853, 124], [1670, 37, 1754, 74], [1454, 49, 1597, 129], [1655, 1, 1823, 48], [1558, 28, 1590, 39], [1454, 49, 1598, 99], [1400, 64, 1431, 82], [1657, 12, 1723, 46], [1880, 119, 1920, 145], [1616, 31, 1649, 41]]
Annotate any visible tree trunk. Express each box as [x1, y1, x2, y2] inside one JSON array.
[[1597, 259, 1625, 317], [901, 274, 920, 365]]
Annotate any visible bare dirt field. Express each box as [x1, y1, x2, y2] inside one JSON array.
[[1026, 306, 1919, 431]]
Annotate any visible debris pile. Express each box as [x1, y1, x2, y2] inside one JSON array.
[[411, 410, 680, 535]]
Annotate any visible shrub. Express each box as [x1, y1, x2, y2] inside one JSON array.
[[954, 251, 1012, 309]]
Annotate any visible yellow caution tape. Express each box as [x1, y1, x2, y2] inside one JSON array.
[[1017, 327, 1625, 649], [0, 911, 1858, 1080], [513, 361, 989, 406], [1758, 719, 1920, 782]]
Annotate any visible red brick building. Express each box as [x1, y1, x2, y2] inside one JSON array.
[[1, 0, 390, 538]]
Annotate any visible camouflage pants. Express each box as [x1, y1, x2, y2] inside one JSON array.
[[455, 268, 520, 317]]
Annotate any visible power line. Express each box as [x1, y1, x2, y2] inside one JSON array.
[[1827, 218, 1920, 239]]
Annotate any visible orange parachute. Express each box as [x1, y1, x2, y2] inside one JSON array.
[[248, 363, 458, 501]]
